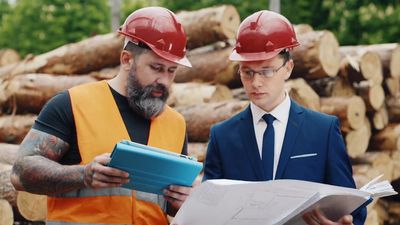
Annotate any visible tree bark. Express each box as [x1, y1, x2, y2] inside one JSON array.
[[167, 82, 232, 107], [188, 142, 208, 163], [0, 143, 19, 165], [369, 123, 400, 151], [0, 169, 17, 207], [0, 33, 123, 79], [0, 199, 13, 225], [174, 43, 240, 87], [0, 49, 20, 67], [308, 77, 355, 97], [354, 81, 385, 111], [0, 115, 36, 144], [176, 100, 249, 142], [343, 118, 371, 158], [320, 96, 366, 131], [339, 49, 383, 85], [0, 73, 96, 114], [386, 96, 400, 123], [176, 5, 240, 49], [292, 30, 340, 79], [16, 191, 47, 221], [285, 78, 320, 111], [384, 76, 399, 97]]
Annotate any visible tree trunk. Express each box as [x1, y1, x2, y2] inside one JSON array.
[[343, 118, 371, 158], [351, 152, 393, 182], [320, 96, 366, 131], [0, 114, 36, 144], [0, 143, 19, 165], [292, 30, 340, 79], [0, 199, 13, 225], [369, 105, 389, 131], [339, 43, 400, 78], [0, 33, 123, 79], [285, 78, 320, 111], [354, 82, 385, 111], [0, 49, 20, 67], [188, 142, 208, 163], [308, 77, 355, 97], [369, 123, 400, 151], [167, 83, 232, 107], [16, 191, 47, 221], [175, 44, 240, 87], [176, 100, 249, 142], [339, 49, 383, 85], [89, 66, 119, 80], [176, 5, 240, 49], [0, 73, 97, 114]]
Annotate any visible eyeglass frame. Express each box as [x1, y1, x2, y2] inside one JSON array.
[[238, 60, 288, 80]]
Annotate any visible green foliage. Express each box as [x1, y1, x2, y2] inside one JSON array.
[[0, 0, 110, 56], [121, 0, 159, 24]]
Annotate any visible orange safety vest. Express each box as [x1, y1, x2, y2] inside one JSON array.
[[47, 80, 186, 225]]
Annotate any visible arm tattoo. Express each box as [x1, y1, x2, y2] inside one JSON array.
[[11, 129, 86, 195]]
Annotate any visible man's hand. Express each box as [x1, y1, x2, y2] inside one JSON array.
[[303, 209, 353, 225], [83, 153, 130, 189], [163, 185, 193, 209]]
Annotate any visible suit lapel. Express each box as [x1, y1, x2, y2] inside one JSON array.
[[275, 100, 305, 179], [239, 106, 265, 180]]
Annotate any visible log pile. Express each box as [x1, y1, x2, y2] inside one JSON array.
[[0, 4, 398, 224]]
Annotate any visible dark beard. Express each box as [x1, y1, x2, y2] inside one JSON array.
[[126, 66, 169, 119]]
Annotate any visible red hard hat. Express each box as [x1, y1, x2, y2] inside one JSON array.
[[118, 7, 192, 67], [230, 10, 299, 62]]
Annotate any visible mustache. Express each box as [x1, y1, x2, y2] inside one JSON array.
[[147, 83, 168, 97]]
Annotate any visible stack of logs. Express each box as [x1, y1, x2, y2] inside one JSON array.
[[0, 4, 399, 225]]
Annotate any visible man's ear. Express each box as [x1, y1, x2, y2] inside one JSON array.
[[284, 59, 294, 80], [120, 50, 134, 71]]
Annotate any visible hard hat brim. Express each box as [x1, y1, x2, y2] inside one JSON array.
[[229, 49, 282, 62], [150, 45, 192, 68]]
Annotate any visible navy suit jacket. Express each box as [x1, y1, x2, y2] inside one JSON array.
[[203, 100, 366, 225]]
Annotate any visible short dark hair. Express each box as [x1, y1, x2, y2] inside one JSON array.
[[278, 49, 291, 62], [124, 41, 150, 59]]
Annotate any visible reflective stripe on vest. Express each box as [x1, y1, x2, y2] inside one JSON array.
[[47, 80, 185, 225]]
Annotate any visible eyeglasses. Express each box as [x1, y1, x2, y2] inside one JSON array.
[[239, 61, 287, 80]]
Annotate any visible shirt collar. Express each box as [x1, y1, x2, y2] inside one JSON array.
[[250, 92, 291, 124]]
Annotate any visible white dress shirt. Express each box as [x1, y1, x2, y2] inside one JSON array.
[[250, 93, 291, 179]]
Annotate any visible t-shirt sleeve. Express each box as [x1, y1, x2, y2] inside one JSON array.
[[32, 91, 75, 144], [181, 133, 188, 155]]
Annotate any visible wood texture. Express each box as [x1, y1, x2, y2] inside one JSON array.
[[176, 5, 240, 49], [0, 115, 36, 144]]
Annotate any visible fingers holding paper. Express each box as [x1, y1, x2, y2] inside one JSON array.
[[163, 185, 192, 209], [83, 153, 130, 189], [303, 209, 353, 225]]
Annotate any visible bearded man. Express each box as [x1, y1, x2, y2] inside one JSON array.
[[11, 7, 192, 225]]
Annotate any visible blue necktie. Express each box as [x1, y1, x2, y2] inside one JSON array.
[[262, 114, 275, 180]]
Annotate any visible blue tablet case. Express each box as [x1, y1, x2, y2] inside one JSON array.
[[108, 140, 203, 195]]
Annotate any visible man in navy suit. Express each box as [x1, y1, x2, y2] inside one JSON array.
[[203, 10, 366, 225]]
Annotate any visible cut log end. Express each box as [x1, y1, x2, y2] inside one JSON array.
[[360, 52, 383, 81], [347, 96, 367, 130], [0, 199, 13, 225], [16, 191, 47, 221], [345, 118, 371, 158], [319, 31, 341, 77], [221, 5, 241, 40]]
